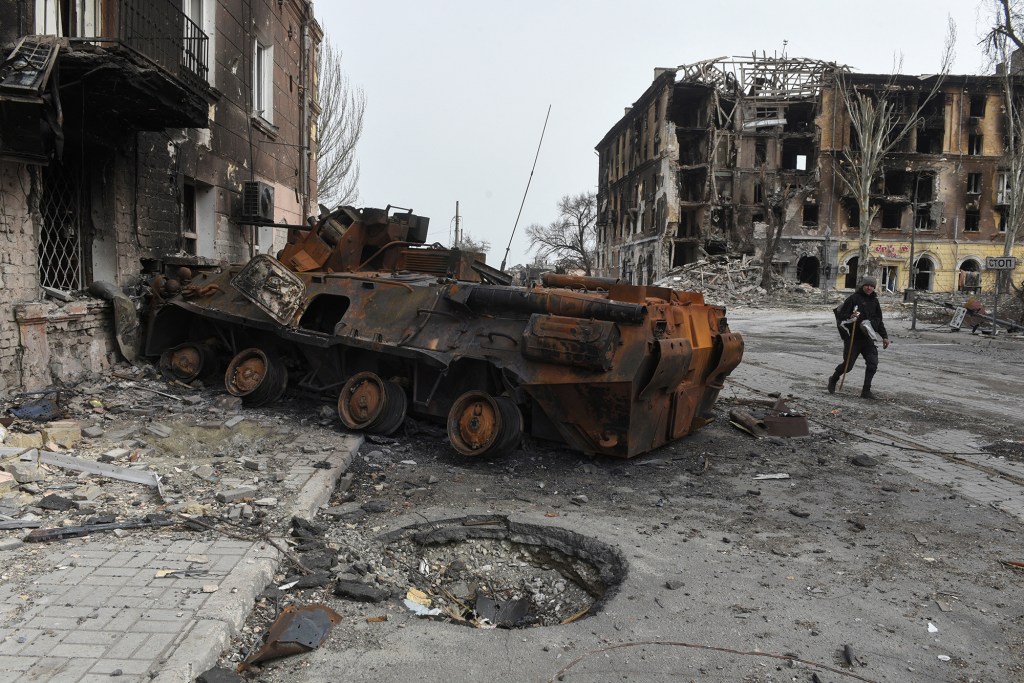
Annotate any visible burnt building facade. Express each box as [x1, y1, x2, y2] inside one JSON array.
[[0, 0, 321, 393], [595, 55, 1024, 294]]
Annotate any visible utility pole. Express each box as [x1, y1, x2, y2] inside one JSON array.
[[454, 201, 461, 247]]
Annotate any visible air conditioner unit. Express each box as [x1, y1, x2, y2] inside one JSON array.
[[242, 181, 275, 223], [838, 265, 849, 274]]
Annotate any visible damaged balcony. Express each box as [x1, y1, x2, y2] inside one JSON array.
[[2, 0, 209, 149]]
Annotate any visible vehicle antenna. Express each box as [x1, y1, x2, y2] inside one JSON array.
[[500, 104, 551, 272]]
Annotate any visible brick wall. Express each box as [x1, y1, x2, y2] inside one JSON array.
[[1, 162, 119, 393], [1, 162, 40, 394]]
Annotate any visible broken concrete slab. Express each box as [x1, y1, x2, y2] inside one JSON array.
[[42, 420, 82, 448], [216, 486, 258, 503], [146, 423, 174, 438], [4, 461, 43, 484], [4, 432, 44, 449], [224, 416, 245, 429], [82, 425, 105, 438]]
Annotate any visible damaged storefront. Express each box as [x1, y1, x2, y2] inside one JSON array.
[[0, 1, 321, 394]]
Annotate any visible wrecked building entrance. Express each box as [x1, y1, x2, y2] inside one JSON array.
[[796, 255, 820, 287]]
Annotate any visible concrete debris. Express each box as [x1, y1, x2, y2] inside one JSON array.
[[216, 486, 258, 503]]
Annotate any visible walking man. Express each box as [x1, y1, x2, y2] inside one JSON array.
[[827, 276, 890, 399]]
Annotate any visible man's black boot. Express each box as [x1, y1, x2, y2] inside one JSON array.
[[827, 374, 838, 394], [861, 388, 876, 400]]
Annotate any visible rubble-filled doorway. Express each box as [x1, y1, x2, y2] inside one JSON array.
[[796, 255, 820, 287]]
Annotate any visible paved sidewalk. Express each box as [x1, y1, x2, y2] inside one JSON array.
[[0, 438, 360, 683]]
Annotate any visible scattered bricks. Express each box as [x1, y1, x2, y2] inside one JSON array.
[[82, 425, 104, 439], [73, 499, 99, 512], [242, 458, 265, 472], [252, 497, 277, 507], [4, 461, 43, 484], [42, 420, 82, 448], [301, 444, 320, 454], [224, 416, 245, 429], [145, 423, 173, 439], [199, 421, 224, 429], [4, 432, 44, 448], [0, 471, 14, 495], [240, 504, 254, 519], [215, 486, 257, 503], [39, 493, 76, 511]]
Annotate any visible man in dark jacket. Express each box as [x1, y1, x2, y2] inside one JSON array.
[[827, 276, 890, 399]]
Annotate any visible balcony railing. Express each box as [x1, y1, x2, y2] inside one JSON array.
[[117, 0, 208, 90]]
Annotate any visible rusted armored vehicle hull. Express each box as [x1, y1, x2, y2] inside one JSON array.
[[146, 207, 743, 458]]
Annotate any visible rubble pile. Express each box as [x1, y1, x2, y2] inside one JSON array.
[[654, 255, 829, 308], [0, 364, 343, 555]]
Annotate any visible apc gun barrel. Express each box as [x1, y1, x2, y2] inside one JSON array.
[[465, 286, 646, 324]]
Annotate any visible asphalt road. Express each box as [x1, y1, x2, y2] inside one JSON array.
[[245, 305, 1024, 683]]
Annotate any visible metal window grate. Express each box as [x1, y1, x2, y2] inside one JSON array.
[[38, 161, 84, 291]]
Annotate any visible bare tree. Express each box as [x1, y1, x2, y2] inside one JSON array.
[[982, 0, 1024, 288], [454, 232, 490, 255], [834, 18, 956, 280], [315, 37, 366, 208], [757, 167, 789, 290], [526, 192, 597, 276]]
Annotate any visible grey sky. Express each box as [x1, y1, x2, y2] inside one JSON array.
[[318, 1, 990, 269]]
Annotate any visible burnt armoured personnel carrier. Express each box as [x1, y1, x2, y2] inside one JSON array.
[[146, 206, 743, 459]]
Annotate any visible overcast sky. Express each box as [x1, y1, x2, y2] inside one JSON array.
[[318, 1, 992, 269]]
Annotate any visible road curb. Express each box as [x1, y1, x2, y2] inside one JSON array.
[[151, 434, 361, 682], [289, 434, 362, 522]]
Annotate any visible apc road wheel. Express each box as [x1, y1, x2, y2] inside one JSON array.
[[337, 372, 408, 435], [224, 348, 287, 406], [159, 341, 217, 382], [447, 391, 523, 457]]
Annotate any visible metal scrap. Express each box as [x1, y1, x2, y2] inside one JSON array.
[[28, 449, 165, 499], [23, 516, 174, 542], [238, 604, 341, 671]]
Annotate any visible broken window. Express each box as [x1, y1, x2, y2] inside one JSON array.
[[966, 173, 982, 195], [996, 172, 1012, 205], [880, 266, 898, 293], [969, 95, 986, 118], [996, 208, 1007, 233], [253, 39, 273, 122], [802, 204, 819, 226], [754, 139, 767, 165], [881, 203, 902, 230], [964, 208, 980, 232], [38, 158, 85, 291], [844, 198, 860, 228], [677, 210, 698, 238], [912, 172, 936, 202], [968, 134, 983, 155], [914, 205, 936, 231], [783, 102, 815, 133], [753, 182, 763, 204], [781, 138, 813, 171], [182, 180, 198, 255]]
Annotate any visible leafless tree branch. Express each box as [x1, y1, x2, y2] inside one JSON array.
[[315, 37, 366, 208], [526, 192, 597, 275]]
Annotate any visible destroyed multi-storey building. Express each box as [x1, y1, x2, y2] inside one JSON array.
[[0, 0, 322, 393], [595, 54, 1024, 294]]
